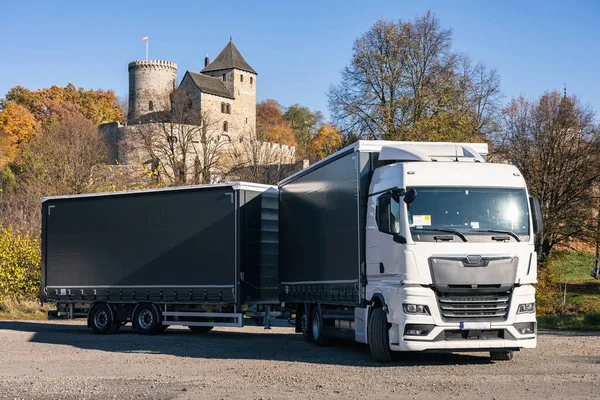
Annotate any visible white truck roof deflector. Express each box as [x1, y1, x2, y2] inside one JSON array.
[[378, 142, 487, 163]]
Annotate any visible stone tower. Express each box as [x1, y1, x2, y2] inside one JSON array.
[[128, 60, 178, 121], [201, 40, 257, 136]]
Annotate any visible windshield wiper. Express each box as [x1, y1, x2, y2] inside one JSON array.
[[417, 228, 468, 242], [475, 229, 521, 242]]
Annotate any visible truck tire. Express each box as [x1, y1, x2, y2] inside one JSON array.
[[311, 305, 330, 347], [300, 305, 314, 343], [188, 326, 213, 333], [133, 303, 161, 335], [89, 303, 120, 334], [368, 308, 394, 362], [490, 351, 514, 361]]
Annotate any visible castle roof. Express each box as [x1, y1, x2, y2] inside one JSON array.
[[201, 41, 257, 75], [185, 71, 234, 99]]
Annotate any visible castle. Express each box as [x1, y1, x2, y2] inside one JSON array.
[[102, 40, 297, 185]]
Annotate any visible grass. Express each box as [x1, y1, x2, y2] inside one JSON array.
[[538, 250, 600, 330], [0, 298, 52, 320], [548, 250, 597, 283], [538, 314, 600, 330]]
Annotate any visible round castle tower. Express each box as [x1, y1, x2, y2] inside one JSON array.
[[128, 60, 178, 121]]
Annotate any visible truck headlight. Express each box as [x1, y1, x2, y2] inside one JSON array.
[[517, 303, 535, 314], [403, 304, 430, 315]]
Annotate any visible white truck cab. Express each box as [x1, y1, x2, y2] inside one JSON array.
[[362, 142, 540, 360]]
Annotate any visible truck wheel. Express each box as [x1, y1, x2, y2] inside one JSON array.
[[311, 305, 330, 347], [133, 303, 161, 335], [300, 306, 314, 343], [490, 351, 514, 361], [188, 326, 213, 333], [368, 308, 394, 362], [89, 303, 120, 334]]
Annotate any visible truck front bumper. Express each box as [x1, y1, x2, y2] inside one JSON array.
[[385, 284, 537, 352]]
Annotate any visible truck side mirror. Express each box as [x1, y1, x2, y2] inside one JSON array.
[[377, 193, 392, 234], [403, 188, 417, 205], [529, 196, 543, 235]]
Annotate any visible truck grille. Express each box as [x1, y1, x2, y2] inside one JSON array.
[[437, 292, 510, 321]]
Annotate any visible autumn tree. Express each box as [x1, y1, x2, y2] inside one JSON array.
[[493, 91, 600, 259], [0, 103, 39, 166], [256, 99, 297, 148], [307, 124, 343, 162], [0, 111, 111, 233], [1, 84, 123, 128], [328, 12, 501, 142], [283, 104, 323, 159]]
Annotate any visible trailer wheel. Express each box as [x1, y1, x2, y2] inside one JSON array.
[[300, 306, 314, 343], [133, 303, 161, 335], [89, 303, 120, 335], [311, 305, 330, 347], [188, 326, 213, 333], [368, 308, 394, 362], [490, 351, 514, 361]]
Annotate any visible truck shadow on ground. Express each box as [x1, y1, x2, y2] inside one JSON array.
[[0, 320, 534, 367]]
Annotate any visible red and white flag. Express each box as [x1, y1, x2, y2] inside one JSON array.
[[141, 36, 148, 42]]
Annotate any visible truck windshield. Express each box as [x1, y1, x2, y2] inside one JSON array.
[[406, 187, 530, 238]]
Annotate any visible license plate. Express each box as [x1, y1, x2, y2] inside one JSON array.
[[460, 322, 491, 330]]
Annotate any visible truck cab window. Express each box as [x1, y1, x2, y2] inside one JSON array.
[[390, 196, 400, 234]]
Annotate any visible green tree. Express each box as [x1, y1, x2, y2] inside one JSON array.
[[328, 12, 500, 142], [283, 104, 323, 159]]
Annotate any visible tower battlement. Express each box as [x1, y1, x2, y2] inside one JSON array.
[[128, 60, 178, 71]]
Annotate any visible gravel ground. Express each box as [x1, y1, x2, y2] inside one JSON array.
[[0, 320, 599, 399]]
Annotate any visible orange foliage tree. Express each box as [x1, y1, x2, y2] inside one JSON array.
[[256, 99, 297, 148], [307, 124, 343, 162], [0, 103, 39, 166], [1, 84, 123, 127]]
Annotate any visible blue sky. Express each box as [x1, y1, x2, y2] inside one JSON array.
[[1, 0, 598, 120]]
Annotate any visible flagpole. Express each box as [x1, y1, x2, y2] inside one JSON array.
[[146, 38, 148, 60]]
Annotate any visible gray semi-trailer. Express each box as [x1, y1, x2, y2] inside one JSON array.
[[41, 182, 279, 334]]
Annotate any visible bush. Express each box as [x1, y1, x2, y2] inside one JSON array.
[[0, 226, 40, 301]]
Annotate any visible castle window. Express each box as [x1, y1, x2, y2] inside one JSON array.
[[221, 103, 225, 113], [167, 135, 178, 144], [240, 74, 244, 82], [226, 104, 231, 114], [223, 121, 229, 132], [245, 117, 248, 124], [149, 100, 154, 111], [223, 73, 227, 82], [250, 77, 253, 85]]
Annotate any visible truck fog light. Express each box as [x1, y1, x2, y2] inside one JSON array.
[[406, 329, 428, 336], [514, 322, 536, 335], [404, 324, 434, 336], [517, 303, 535, 314], [403, 304, 430, 315]]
